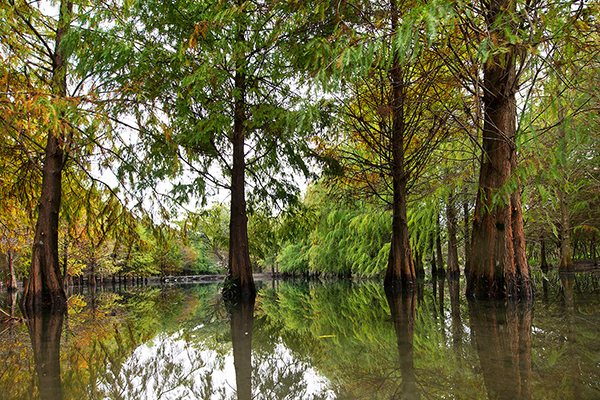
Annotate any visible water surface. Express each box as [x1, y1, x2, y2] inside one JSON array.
[[1, 274, 599, 399]]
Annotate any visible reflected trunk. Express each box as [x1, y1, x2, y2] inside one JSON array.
[[23, 309, 65, 400], [448, 279, 462, 348], [230, 297, 255, 400], [385, 288, 420, 400], [469, 300, 532, 400], [561, 275, 581, 397]]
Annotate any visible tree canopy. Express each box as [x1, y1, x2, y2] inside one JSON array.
[[2, 0, 600, 302]]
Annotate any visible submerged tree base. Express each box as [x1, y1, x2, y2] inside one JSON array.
[[222, 278, 257, 304], [21, 292, 68, 316]]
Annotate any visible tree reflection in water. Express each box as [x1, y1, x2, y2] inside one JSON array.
[[229, 298, 255, 400], [469, 299, 533, 400], [385, 288, 420, 400], [24, 309, 65, 400], [2, 278, 599, 399]]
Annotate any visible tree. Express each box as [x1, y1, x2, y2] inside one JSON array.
[[3, 0, 76, 311], [459, 0, 535, 298], [309, 0, 458, 290], [85, 0, 320, 301]]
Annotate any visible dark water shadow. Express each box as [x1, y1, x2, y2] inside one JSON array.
[[23, 308, 65, 400], [230, 298, 256, 400], [469, 299, 532, 400], [385, 288, 420, 400]]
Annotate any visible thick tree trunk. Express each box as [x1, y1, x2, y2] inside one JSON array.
[[22, 0, 72, 312], [384, 0, 415, 291], [446, 193, 460, 280], [466, 0, 532, 299], [226, 15, 255, 301]]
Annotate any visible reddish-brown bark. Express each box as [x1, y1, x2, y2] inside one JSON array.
[[226, 15, 255, 301], [22, 1, 72, 312], [466, 0, 532, 299], [384, 0, 416, 291]]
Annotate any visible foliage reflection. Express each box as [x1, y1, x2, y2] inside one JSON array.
[[1, 276, 600, 399]]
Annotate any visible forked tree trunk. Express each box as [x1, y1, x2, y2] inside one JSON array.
[[446, 193, 460, 280], [384, 0, 416, 291], [466, 0, 532, 299], [226, 10, 255, 301], [22, 0, 72, 312]]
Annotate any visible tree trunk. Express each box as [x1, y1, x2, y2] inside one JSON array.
[[22, 0, 72, 312], [558, 184, 573, 271], [7, 249, 17, 292], [226, 8, 255, 301], [463, 200, 471, 277], [466, 0, 532, 299], [592, 232, 597, 266], [430, 236, 438, 277], [384, 0, 416, 291], [414, 250, 424, 279], [540, 235, 549, 273], [435, 213, 445, 277], [446, 193, 460, 280]]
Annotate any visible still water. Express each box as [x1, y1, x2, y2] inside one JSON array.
[[1, 273, 599, 399]]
